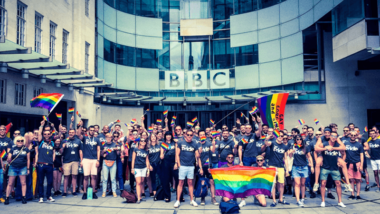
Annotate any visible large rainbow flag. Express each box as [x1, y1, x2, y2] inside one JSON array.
[[210, 166, 276, 198], [257, 93, 289, 130], [30, 93, 64, 112]]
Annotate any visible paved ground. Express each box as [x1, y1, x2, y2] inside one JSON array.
[[2, 170, 380, 214]]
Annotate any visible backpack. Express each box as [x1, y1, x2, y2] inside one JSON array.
[[219, 200, 240, 214], [154, 185, 165, 201], [120, 190, 137, 203], [194, 176, 210, 198]]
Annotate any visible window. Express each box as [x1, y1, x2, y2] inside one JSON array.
[[62, 30, 69, 64], [0, 79, 6, 104], [49, 21, 57, 59], [85, 42, 90, 73], [17, 1, 27, 46], [15, 83, 26, 106], [85, 0, 89, 17], [34, 12, 42, 53], [235, 44, 258, 66], [0, 0, 7, 36], [33, 87, 43, 98]]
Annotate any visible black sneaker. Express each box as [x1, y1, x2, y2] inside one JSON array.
[[310, 192, 316, 198], [356, 196, 362, 200], [56, 191, 62, 195], [22, 197, 27, 204], [327, 193, 335, 199], [4, 197, 9, 205], [82, 193, 87, 200], [54, 191, 58, 196], [348, 195, 355, 200], [180, 198, 185, 202], [107, 191, 113, 196], [136, 200, 141, 204], [279, 200, 290, 205], [365, 185, 370, 191], [150, 193, 154, 198], [93, 192, 98, 199], [141, 193, 146, 198], [62, 193, 67, 197], [72, 192, 78, 197]]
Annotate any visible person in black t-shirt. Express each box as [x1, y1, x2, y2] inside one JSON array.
[[53, 138, 63, 196], [101, 133, 119, 198], [147, 133, 160, 197], [131, 138, 150, 204], [220, 153, 235, 203]]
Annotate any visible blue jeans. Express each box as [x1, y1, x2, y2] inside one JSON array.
[[116, 157, 124, 190], [37, 164, 54, 199], [16, 167, 33, 200], [242, 157, 256, 166], [103, 161, 116, 193], [0, 168, 3, 198], [150, 162, 159, 191]]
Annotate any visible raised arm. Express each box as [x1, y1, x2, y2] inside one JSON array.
[[38, 120, 45, 142], [334, 138, 346, 151], [76, 120, 83, 140]]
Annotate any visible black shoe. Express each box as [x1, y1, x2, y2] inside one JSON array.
[[53, 191, 58, 196], [15, 198, 22, 201], [72, 192, 78, 197], [107, 191, 113, 196], [327, 193, 335, 199], [62, 193, 67, 197], [365, 185, 370, 191], [136, 200, 141, 204], [56, 191, 62, 195], [310, 192, 316, 198], [164, 198, 170, 203], [93, 193, 98, 199], [4, 197, 9, 205], [82, 193, 87, 200], [348, 195, 355, 200], [141, 193, 146, 198], [22, 197, 27, 204], [356, 196, 362, 200], [150, 193, 154, 198], [292, 192, 295, 198], [180, 198, 185, 202], [372, 183, 378, 188]]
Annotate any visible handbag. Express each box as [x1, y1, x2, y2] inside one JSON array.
[[104, 160, 115, 167], [5, 146, 25, 173]]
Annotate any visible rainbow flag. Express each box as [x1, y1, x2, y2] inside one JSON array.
[[364, 126, 368, 133], [200, 136, 206, 142], [131, 119, 137, 124], [298, 119, 305, 126], [76, 111, 81, 118], [106, 148, 112, 154], [241, 112, 244, 117], [191, 117, 198, 123], [257, 93, 289, 130], [124, 123, 129, 128], [210, 119, 215, 126], [115, 119, 120, 123], [125, 143, 130, 150], [52, 130, 56, 134], [68, 107, 74, 113], [260, 136, 266, 140], [148, 126, 153, 132], [252, 106, 258, 114], [210, 166, 276, 198], [55, 113, 62, 120], [204, 158, 209, 165], [172, 116, 177, 121], [161, 142, 169, 150], [163, 110, 168, 117], [101, 141, 105, 146], [146, 109, 150, 112], [0, 150, 6, 158], [273, 130, 280, 138], [295, 144, 302, 149], [171, 120, 175, 126], [42, 115, 48, 121], [30, 93, 64, 112], [314, 118, 319, 125], [157, 119, 162, 124], [241, 138, 248, 144], [187, 121, 194, 127], [211, 131, 220, 138]]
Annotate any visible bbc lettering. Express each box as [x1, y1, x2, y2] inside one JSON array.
[[165, 70, 230, 90]]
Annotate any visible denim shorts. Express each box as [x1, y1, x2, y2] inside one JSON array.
[[8, 166, 27, 176], [292, 166, 309, 178], [179, 166, 195, 180], [320, 168, 341, 181]]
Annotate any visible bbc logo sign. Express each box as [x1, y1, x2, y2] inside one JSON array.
[[164, 70, 230, 90]]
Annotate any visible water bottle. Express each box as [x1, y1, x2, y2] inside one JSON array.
[[87, 187, 93, 200]]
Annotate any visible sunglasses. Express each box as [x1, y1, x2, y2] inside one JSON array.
[[350, 135, 357, 137], [343, 130, 349, 132], [0, 129, 5, 131], [279, 135, 284, 137], [316, 134, 322, 136], [227, 157, 234, 159], [175, 129, 181, 131], [113, 136, 119, 138], [14, 133, 20, 135], [257, 160, 264, 162], [331, 136, 337, 138], [186, 134, 193, 137], [17, 140, 24, 142], [43, 134, 50, 136], [296, 139, 302, 141]]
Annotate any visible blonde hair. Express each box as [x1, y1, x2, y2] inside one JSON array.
[[14, 136, 25, 146]]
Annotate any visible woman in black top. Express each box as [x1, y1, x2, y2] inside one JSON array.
[[131, 138, 150, 204], [5, 136, 30, 205], [53, 138, 63, 196], [147, 134, 160, 197], [101, 133, 119, 198]]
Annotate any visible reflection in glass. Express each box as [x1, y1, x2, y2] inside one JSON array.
[[162, 0, 181, 22], [213, 40, 233, 69], [234, 0, 258, 15], [104, 0, 115, 7], [136, 48, 158, 68], [104, 39, 115, 63], [235, 45, 258, 66], [116, 0, 135, 14], [136, 0, 159, 17], [332, 0, 365, 36], [213, 0, 233, 20], [184, 41, 210, 71], [181, 0, 211, 19], [158, 42, 183, 70], [116, 44, 135, 66]]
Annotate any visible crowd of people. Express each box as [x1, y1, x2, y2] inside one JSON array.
[[0, 114, 380, 209]]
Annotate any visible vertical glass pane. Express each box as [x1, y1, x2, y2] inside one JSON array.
[[136, 48, 158, 68], [259, 0, 280, 9], [332, 0, 365, 36], [181, 0, 211, 19], [117, 0, 135, 14], [116, 44, 135, 66], [104, 0, 115, 7], [158, 41, 182, 70], [212, 39, 233, 69], [162, 0, 181, 22], [104, 38, 115, 63], [234, 0, 258, 15], [136, 0, 158, 17], [184, 41, 210, 71], [235, 44, 258, 66], [213, 0, 233, 20]]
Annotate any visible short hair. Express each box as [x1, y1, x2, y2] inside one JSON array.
[[331, 131, 338, 135], [198, 130, 205, 135], [303, 125, 309, 129], [291, 128, 300, 134], [115, 124, 121, 128], [262, 124, 269, 128], [68, 129, 76, 132], [94, 125, 99, 129], [222, 130, 229, 134], [226, 152, 234, 157], [88, 126, 95, 130], [369, 130, 376, 134], [330, 123, 338, 128], [175, 125, 182, 129], [132, 129, 139, 133], [61, 125, 67, 129], [343, 126, 349, 129], [307, 127, 314, 131], [348, 123, 354, 127], [105, 133, 112, 137]]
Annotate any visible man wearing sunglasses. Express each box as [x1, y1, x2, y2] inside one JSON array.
[[307, 130, 322, 198], [367, 130, 380, 192], [0, 125, 12, 203], [253, 155, 268, 207], [124, 129, 139, 192], [238, 118, 262, 167]]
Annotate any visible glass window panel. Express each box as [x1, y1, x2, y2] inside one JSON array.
[[116, 44, 135, 66], [181, 0, 211, 19], [332, 0, 365, 36], [136, 0, 158, 17], [259, 0, 280, 9], [162, 0, 181, 22], [235, 44, 258, 66], [213, 21, 230, 29], [213, 0, 233, 20], [136, 48, 158, 68], [184, 41, 210, 71], [163, 32, 182, 40], [104, 0, 115, 7], [104, 38, 115, 63], [158, 41, 182, 70], [212, 39, 233, 69], [234, 0, 258, 15], [116, 0, 134, 14], [213, 30, 230, 39]]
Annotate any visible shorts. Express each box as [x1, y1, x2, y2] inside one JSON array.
[[8, 166, 27, 176], [292, 166, 309, 178], [270, 166, 285, 184], [363, 157, 367, 169], [242, 157, 256, 166], [347, 162, 361, 180], [82, 159, 98, 176], [371, 159, 380, 170], [63, 161, 79, 176], [134, 168, 147, 177], [320, 168, 341, 181], [179, 166, 195, 180]]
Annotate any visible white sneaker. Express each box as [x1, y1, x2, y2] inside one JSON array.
[[239, 200, 246, 208], [301, 198, 305, 204], [174, 200, 180, 208], [47, 196, 55, 202], [39, 198, 44, 203], [190, 200, 198, 207], [313, 183, 319, 192], [297, 201, 304, 207], [338, 202, 346, 208], [320, 202, 325, 207], [345, 184, 353, 192]]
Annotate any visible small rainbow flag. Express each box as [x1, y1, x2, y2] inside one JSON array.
[[191, 117, 198, 123], [204, 158, 209, 165], [211, 131, 220, 138], [101, 141, 105, 146], [125, 143, 130, 150], [200, 136, 206, 142], [124, 123, 129, 127], [55, 113, 62, 120], [298, 119, 305, 125], [171, 120, 175, 126], [295, 144, 302, 149], [260, 136, 266, 140], [30, 93, 64, 112], [210, 166, 276, 198], [42, 115, 48, 121], [106, 148, 112, 154], [131, 119, 137, 124], [172, 116, 177, 121], [252, 106, 258, 114], [146, 109, 150, 112], [134, 136, 141, 142], [187, 121, 194, 127], [241, 138, 248, 144], [68, 107, 74, 113], [364, 126, 368, 133], [210, 119, 215, 126], [314, 118, 319, 125], [163, 110, 168, 117], [157, 119, 162, 125], [115, 119, 120, 123], [52, 130, 56, 134], [148, 126, 153, 132], [161, 142, 169, 150], [273, 130, 280, 138], [241, 112, 244, 117], [0, 150, 6, 158]]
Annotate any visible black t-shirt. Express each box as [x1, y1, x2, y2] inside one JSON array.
[[268, 141, 288, 168], [163, 141, 176, 162], [54, 148, 62, 168], [178, 139, 199, 166], [0, 137, 12, 160], [61, 138, 81, 163], [29, 140, 38, 160], [134, 148, 148, 169], [321, 140, 340, 171], [128, 141, 139, 162], [340, 136, 350, 145], [37, 141, 55, 165], [369, 139, 380, 160], [292, 145, 310, 166], [103, 142, 118, 161], [238, 133, 260, 158], [97, 133, 107, 145], [9, 146, 29, 168], [218, 139, 235, 162], [80, 136, 100, 160], [148, 144, 161, 164], [345, 141, 364, 163], [199, 141, 212, 167]]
